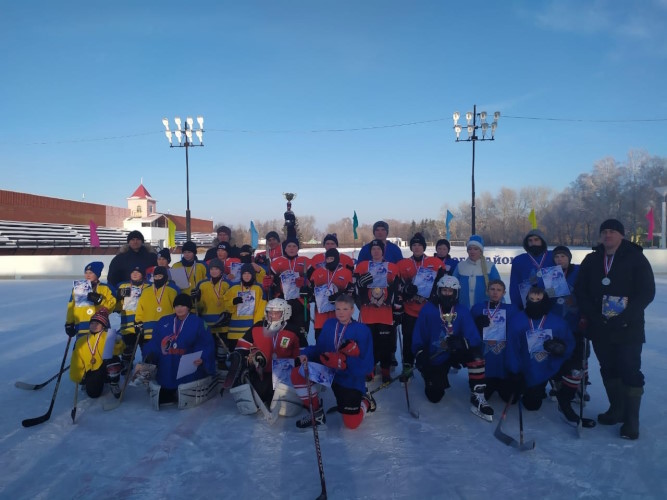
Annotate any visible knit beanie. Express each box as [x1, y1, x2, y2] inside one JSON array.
[[173, 293, 192, 309], [85, 261, 104, 278], [599, 219, 625, 236], [127, 230, 145, 243]]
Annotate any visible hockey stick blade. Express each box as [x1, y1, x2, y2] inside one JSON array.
[[22, 413, 52, 428], [15, 365, 71, 391]]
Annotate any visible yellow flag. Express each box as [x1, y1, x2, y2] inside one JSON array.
[[528, 209, 537, 229], [167, 217, 176, 248]]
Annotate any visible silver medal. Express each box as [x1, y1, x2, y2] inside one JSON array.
[[557, 298, 565, 305], [156, 306, 162, 313], [536, 270, 542, 278], [86, 308, 94, 316], [272, 352, 278, 360], [602, 277, 611, 286]]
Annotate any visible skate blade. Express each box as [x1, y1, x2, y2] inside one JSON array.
[[470, 405, 493, 422]]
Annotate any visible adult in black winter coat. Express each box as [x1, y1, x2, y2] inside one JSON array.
[[204, 225, 240, 262], [575, 219, 655, 440], [107, 230, 158, 288]]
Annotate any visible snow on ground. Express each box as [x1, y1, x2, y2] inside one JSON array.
[[0, 277, 666, 499]]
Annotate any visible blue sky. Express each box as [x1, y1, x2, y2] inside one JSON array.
[[2, 1, 666, 230]]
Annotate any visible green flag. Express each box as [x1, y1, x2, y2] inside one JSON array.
[[353, 211, 359, 240]]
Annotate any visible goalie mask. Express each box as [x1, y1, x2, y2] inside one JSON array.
[[264, 298, 292, 334], [436, 275, 460, 310]]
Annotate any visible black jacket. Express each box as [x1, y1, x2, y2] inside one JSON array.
[[575, 239, 655, 344], [107, 244, 158, 288]]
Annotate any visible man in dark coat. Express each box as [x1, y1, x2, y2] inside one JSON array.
[[204, 225, 240, 261], [575, 219, 655, 440], [107, 230, 158, 288]]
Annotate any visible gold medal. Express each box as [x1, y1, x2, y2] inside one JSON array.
[[86, 308, 94, 316]]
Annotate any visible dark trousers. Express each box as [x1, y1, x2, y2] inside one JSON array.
[[369, 323, 393, 369], [592, 339, 644, 388], [400, 314, 418, 365]]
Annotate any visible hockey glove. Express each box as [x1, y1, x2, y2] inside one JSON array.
[[415, 349, 430, 371], [403, 284, 418, 299], [603, 312, 628, 329], [214, 312, 231, 327], [320, 352, 347, 370], [118, 287, 132, 298], [232, 296, 243, 305], [262, 274, 275, 290], [248, 349, 267, 370], [339, 339, 360, 357], [65, 323, 77, 338], [543, 338, 567, 356], [87, 292, 103, 305], [474, 315, 491, 332], [327, 291, 341, 303], [254, 253, 268, 266], [300, 285, 312, 300], [356, 272, 373, 288], [445, 335, 469, 353], [190, 288, 201, 300]]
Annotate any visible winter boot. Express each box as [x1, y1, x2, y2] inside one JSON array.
[[620, 386, 643, 440], [296, 406, 326, 430], [598, 378, 625, 425], [362, 392, 377, 413], [470, 384, 494, 422], [399, 363, 414, 383], [556, 386, 596, 428]]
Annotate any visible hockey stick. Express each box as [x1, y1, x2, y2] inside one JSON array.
[[304, 363, 327, 500], [494, 394, 535, 451], [518, 399, 535, 450], [247, 377, 278, 425], [397, 326, 419, 418], [22, 337, 72, 428], [577, 335, 587, 437], [71, 381, 79, 424], [15, 365, 71, 391], [103, 331, 142, 411]]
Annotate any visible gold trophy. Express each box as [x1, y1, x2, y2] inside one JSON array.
[[441, 312, 457, 329], [282, 193, 297, 239]]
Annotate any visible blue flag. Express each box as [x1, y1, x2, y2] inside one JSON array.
[[445, 210, 454, 240], [250, 220, 259, 248]]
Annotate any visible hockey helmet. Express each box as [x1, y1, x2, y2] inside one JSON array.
[[437, 275, 460, 290], [264, 298, 292, 333]]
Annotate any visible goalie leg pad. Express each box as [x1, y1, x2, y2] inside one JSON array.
[[270, 382, 303, 417], [230, 382, 259, 415], [149, 380, 161, 411], [178, 375, 222, 410]]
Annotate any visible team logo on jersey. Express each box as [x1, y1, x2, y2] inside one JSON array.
[[280, 336, 290, 348], [533, 350, 549, 362], [484, 340, 506, 355]]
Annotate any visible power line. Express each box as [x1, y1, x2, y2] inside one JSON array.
[[3, 114, 666, 145]]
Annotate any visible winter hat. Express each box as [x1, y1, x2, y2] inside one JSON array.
[[182, 241, 197, 254], [435, 239, 451, 251], [409, 232, 427, 249], [373, 220, 389, 234], [130, 266, 145, 277], [216, 225, 232, 236], [467, 235, 485, 252], [523, 229, 547, 251], [126, 230, 145, 243], [90, 308, 110, 329], [153, 266, 168, 279], [173, 293, 193, 309], [552, 245, 572, 261], [322, 233, 339, 246], [85, 261, 104, 278], [599, 219, 625, 236], [208, 258, 225, 271], [157, 248, 171, 263], [265, 231, 280, 242], [240, 263, 256, 279], [369, 239, 385, 252], [240, 244, 254, 254], [281, 237, 300, 253], [216, 242, 230, 253]]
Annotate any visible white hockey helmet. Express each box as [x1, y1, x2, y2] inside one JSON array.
[[264, 298, 292, 333], [437, 275, 461, 290]]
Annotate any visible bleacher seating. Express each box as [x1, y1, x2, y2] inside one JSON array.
[[0, 220, 129, 248], [175, 231, 216, 247]]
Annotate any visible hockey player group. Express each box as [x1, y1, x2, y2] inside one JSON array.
[[55, 217, 654, 442]]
